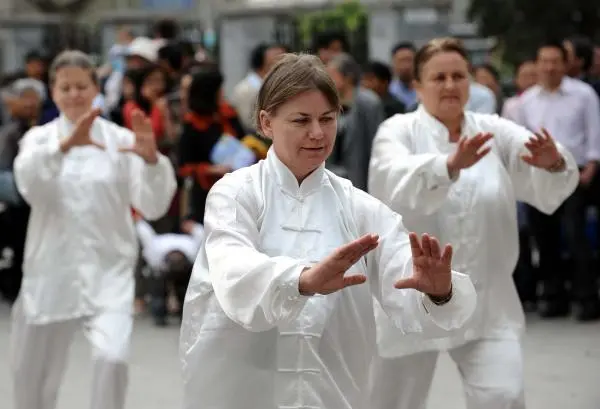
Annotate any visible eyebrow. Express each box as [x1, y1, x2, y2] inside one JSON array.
[[295, 109, 337, 116]]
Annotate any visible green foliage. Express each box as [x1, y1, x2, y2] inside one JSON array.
[[468, 0, 600, 65], [298, 0, 366, 48]]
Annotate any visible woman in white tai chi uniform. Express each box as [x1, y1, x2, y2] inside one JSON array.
[[368, 37, 578, 409], [179, 53, 477, 409], [10, 50, 177, 409]]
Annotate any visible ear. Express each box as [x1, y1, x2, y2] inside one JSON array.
[[259, 110, 274, 140]]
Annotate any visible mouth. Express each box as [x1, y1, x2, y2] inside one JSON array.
[[302, 147, 325, 152]]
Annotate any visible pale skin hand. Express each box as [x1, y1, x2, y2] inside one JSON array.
[[119, 109, 159, 164], [520, 128, 566, 172], [446, 132, 494, 177], [298, 232, 453, 298], [59, 108, 104, 152]]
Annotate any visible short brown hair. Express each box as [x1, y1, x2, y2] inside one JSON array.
[[254, 53, 340, 132], [414, 37, 469, 81], [49, 50, 98, 85]]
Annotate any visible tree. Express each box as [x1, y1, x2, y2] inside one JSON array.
[[468, 0, 600, 65]]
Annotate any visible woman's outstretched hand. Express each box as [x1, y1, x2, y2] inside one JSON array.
[[298, 234, 379, 295], [394, 232, 453, 298]]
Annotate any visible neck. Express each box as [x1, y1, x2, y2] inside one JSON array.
[[542, 79, 562, 92], [438, 116, 463, 142]]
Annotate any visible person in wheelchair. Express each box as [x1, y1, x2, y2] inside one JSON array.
[[135, 217, 204, 326]]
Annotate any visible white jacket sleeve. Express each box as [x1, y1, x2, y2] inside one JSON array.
[[13, 126, 65, 204], [124, 126, 177, 221], [204, 175, 310, 332], [353, 189, 477, 333], [369, 116, 457, 216], [491, 116, 579, 214]]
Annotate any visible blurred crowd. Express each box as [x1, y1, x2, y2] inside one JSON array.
[[1, 18, 600, 324]]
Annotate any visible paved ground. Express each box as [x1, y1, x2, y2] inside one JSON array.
[[0, 303, 598, 409]]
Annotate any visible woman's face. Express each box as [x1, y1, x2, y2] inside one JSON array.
[[259, 90, 337, 182], [141, 69, 165, 102], [415, 51, 470, 121], [52, 66, 98, 122]]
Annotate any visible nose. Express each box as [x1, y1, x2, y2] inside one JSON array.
[[443, 76, 457, 90], [308, 119, 325, 140]]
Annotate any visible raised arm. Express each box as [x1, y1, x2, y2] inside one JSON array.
[[354, 189, 477, 333], [14, 109, 102, 204], [491, 116, 579, 214], [369, 117, 458, 215]]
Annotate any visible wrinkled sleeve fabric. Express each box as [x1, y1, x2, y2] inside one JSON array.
[[14, 124, 65, 205], [369, 116, 457, 216], [491, 115, 579, 214], [204, 174, 310, 332], [352, 188, 477, 333], [120, 126, 177, 221]]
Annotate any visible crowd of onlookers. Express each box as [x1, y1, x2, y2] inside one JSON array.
[[1, 18, 600, 322]]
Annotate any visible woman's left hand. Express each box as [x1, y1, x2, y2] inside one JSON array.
[[521, 128, 563, 170], [120, 109, 159, 164], [394, 233, 453, 298]]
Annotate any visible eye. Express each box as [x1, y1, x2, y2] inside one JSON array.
[[292, 118, 309, 124], [320, 116, 334, 123]]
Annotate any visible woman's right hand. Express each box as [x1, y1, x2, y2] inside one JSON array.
[[446, 132, 493, 177], [60, 108, 104, 153], [298, 234, 379, 295]]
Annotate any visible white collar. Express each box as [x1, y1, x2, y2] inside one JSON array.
[[266, 148, 326, 198]]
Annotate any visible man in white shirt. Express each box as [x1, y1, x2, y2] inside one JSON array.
[[230, 43, 286, 133], [518, 39, 600, 321]]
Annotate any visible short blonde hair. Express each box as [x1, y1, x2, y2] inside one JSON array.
[[414, 37, 469, 81], [254, 53, 340, 132]]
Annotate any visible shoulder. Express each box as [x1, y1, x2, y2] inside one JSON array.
[[375, 111, 419, 140], [470, 82, 494, 98], [209, 161, 262, 201], [21, 120, 57, 143], [518, 85, 542, 103], [357, 87, 382, 108], [565, 77, 599, 99]]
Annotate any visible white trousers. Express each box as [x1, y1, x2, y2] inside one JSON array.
[[369, 338, 526, 409], [9, 300, 133, 409]]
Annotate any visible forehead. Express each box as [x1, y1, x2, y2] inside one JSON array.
[[538, 47, 564, 59], [54, 66, 94, 83], [422, 51, 469, 73], [19, 89, 40, 97], [275, 90, 335, 115], [393, 48, 414, 59]]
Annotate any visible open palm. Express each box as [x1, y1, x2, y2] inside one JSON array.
[[394, 233, 453, 297], [120, 109, 159, 164]]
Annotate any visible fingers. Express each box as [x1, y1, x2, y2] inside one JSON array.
[[540, 128, 552, 142], [441, 244, 453, 265], [520, 155, 535, 166], [464, 133, 493, 150], [342, 274, 367, 288], [335, 234, 379, 262], [394, 277, 418, 290], [408, 232, 423, 257], [420, 233, 432, 257], [475, 146, 491, 161], [429, 236, 441, 259]]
